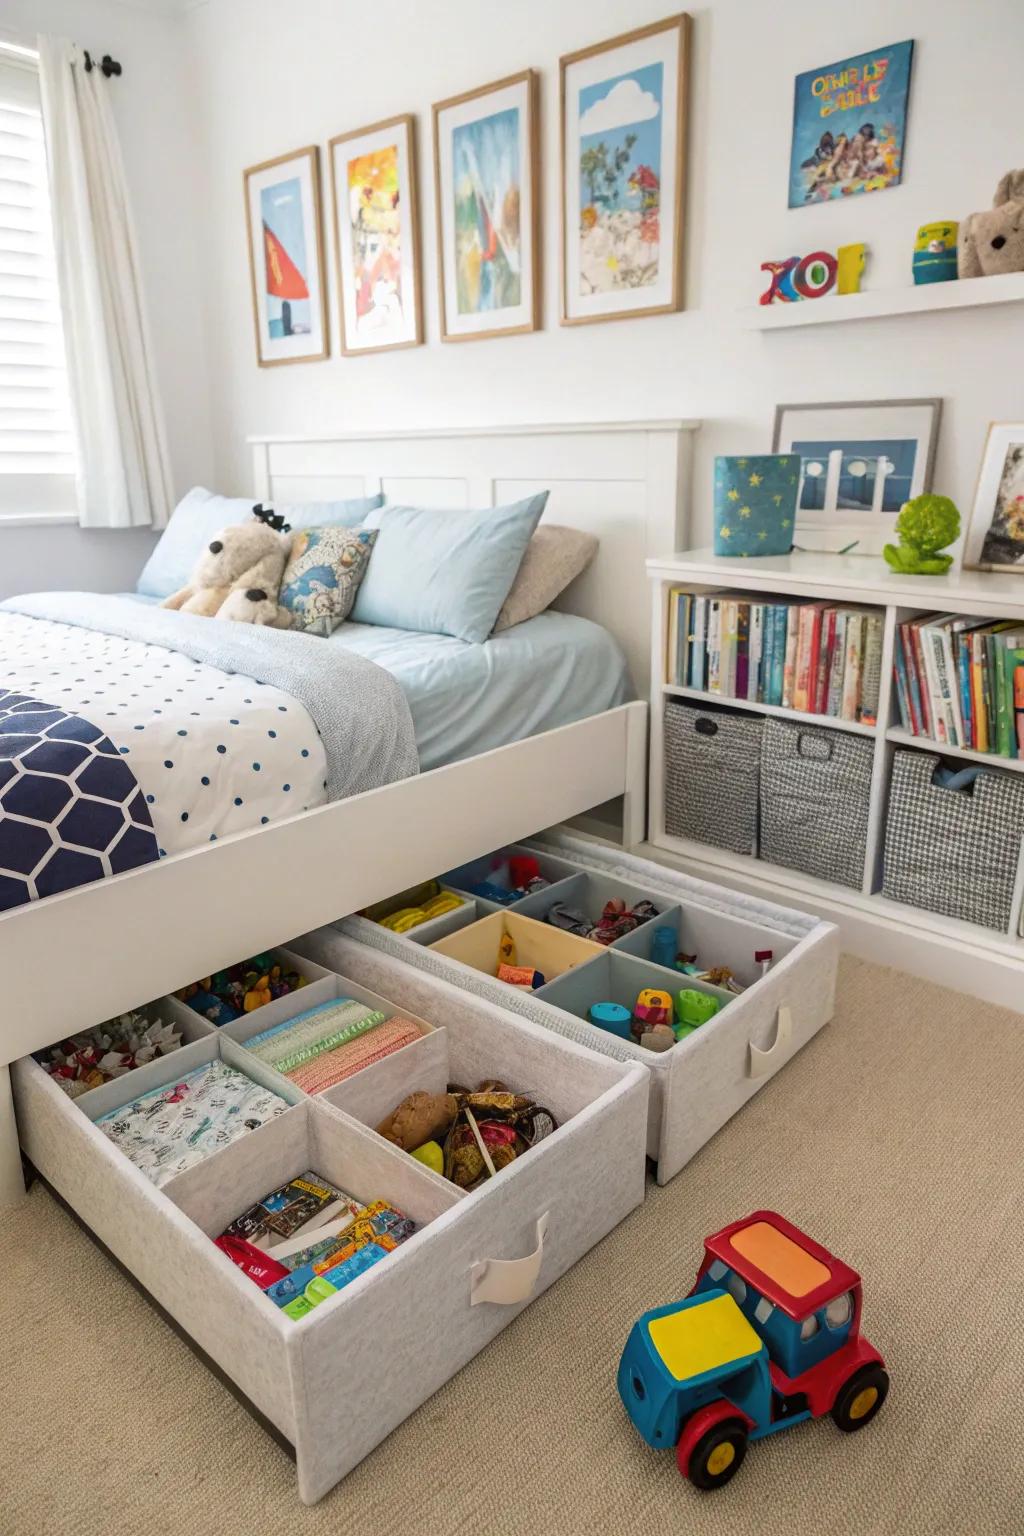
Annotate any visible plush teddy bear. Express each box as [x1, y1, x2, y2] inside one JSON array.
[[162, 512, 293, 626], [958, 169, 1024, 278]]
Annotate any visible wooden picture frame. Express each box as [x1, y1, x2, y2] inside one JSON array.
[[962, 422, 1024, 572], [244, 145, 328, 367], [560, 14, 690, 326], [328, 114, 423, 356], [773, 397, 942, 555], [432, 69, 540, 343]]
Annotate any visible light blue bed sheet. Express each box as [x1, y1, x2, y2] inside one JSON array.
[[118, 598, 634, 772], [329, 610, 634, 771]]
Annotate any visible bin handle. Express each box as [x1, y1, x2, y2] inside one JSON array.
[[796, 733, 833, 762], [748, 1005, 793, 1079], [470, 1212, 549, 1306]]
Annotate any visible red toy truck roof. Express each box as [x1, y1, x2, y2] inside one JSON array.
[[704, 1210, 861, 1322]]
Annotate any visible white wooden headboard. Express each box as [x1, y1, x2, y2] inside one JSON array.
[[249, 420, 698, 693]]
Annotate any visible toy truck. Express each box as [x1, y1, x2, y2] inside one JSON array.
[[617, 1210, 888, 1490]]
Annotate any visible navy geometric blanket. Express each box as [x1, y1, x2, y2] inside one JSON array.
[[0, 688, 158, 911]]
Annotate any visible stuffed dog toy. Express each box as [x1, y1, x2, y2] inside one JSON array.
[[162, 512, 293, 626], [958, 169, 1024, 278]]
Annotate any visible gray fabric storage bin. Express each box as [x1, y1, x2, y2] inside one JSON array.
[[663, 701, 762, 854], [882, 749, 1024, 931], [759, 717, 873, 889]]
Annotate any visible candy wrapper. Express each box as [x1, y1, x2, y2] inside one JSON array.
[[37, 1012, 183, 1098]]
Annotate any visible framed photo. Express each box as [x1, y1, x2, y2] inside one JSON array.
[[789, 40, 914, 209], [244, 146, 328, 367], [560, 14, 690, 326], [432, 70, 539, 343], [329, 114, 423, 355], [773, 398, 941, 554], [963, 424, 1024, 572]]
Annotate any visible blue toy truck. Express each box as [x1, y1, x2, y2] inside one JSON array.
[[618, 1210, 889, 1489]]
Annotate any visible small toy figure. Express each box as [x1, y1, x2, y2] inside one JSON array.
[[632, 988, 674, 1040], [883, 493, 961, 575], [618, 1211, 889, 1490], [913, 222, 958, 284], [588, 1002, 634, 1040]]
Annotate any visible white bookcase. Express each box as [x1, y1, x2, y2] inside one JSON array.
[[642, 548, 1024, 1012]]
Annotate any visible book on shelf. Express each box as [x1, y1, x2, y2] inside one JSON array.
[[892, 612, 1024, 758], [664, 588, 881, 725]]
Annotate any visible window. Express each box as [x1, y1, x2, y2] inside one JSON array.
[[0, 46, 77, 521], [824, 1291, 853, 1329], [800, 1314, 820, 1341]]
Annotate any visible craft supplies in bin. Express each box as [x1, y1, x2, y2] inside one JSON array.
[[240, 994, 425, 1094], [35, 1009, 183, 1099], [882, 749, 1024, 930], [430, 910, 605, 987], [663, 702, 762, 855], [759, 717, 873, 888], [361, 879, 470, 938]]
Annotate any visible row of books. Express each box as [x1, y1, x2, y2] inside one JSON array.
[[666, 589, 883, 724], [893, 614, 1024, 756]]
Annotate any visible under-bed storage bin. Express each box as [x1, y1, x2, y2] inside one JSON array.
[[759, 717, 873, 889], [881, 749, 1024, 930], [13, 949, 647, 1504], [326, 833, 838, 1185], [663, 701, 762, 854]]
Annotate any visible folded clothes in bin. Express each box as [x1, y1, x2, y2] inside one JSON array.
[[95, 1059, 290, 1187]]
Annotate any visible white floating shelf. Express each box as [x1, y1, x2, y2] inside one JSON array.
[[886, 727, 1024, 773], [742, 270, 1024, 330], [662, 682, 877, 736]]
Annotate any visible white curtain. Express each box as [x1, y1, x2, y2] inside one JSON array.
[[37, 36, 172, 529]]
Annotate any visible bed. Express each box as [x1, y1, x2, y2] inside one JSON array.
[[0, 418, 697, 1203]]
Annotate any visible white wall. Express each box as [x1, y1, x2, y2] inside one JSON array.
[[0, 0, 213, 598], [184, 0, 1024, 546]]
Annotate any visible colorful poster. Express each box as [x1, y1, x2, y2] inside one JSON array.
[[561, 16, 689, 324], [434, 71, 538, 341], [261, 176, 311, 339], [577, 63, 663, 295], [452, 105, 522, 315], [788, 40, 914, 208], [245, 147, 327, 366], [331, 116, 422, 354]]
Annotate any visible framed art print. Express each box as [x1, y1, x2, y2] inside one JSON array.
[[963, 424, 1024, 572], [432, 70, 539, 342], [560, 14, 690, 326], [788, 40, 914, 209], [773, 398, 941, 554], [244, 146, 328, 366], [329, 114, 423, 355]]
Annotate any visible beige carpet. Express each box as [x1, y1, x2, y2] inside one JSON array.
[[2, 955, 1022, 1536]]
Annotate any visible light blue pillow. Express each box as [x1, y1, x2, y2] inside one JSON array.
[[136, 486, 384, 599], [352, 493, 548, 643]]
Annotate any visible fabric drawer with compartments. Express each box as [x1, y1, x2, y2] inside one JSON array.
[[13, 946, 647, 1504], [328, 834, 840, 1186]]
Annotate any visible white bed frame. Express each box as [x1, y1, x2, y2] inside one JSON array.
[[0, 419, 697, 1203]]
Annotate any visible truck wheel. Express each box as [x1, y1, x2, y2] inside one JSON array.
[[831, 1364, 889, 1432], [685, 1419, 748, 1490]]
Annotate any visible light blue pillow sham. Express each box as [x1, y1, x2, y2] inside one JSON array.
[[352, 492, 548, 643], [136, 486, 384, 599]]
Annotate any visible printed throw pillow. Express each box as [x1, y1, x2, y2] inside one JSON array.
[[279, 526, 378, 637]]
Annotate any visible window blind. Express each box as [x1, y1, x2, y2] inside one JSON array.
[[0, 50, 76, 517]]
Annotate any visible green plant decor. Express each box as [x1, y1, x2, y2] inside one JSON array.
[[883, 493, 961, 575]]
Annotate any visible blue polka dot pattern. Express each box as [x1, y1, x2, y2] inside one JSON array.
[[1, 609, 327, 899]]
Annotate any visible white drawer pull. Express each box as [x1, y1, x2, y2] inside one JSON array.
[[748, 1005, 793, 1079], [470, 1212, 549, 1306]]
